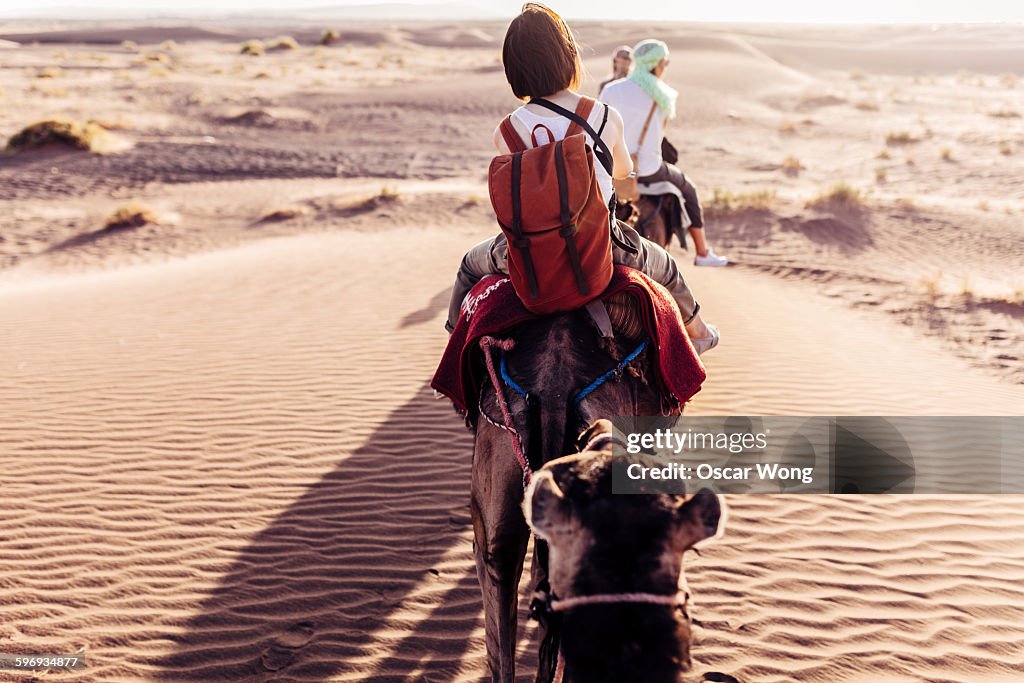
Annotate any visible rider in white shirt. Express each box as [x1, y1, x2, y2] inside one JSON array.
[[600, 39, 728, 267]]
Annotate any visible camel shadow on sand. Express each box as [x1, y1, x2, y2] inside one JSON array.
[[152, 382, 534, 682]]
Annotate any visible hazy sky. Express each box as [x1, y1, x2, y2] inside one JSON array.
[[2, 0, 1023, 22]]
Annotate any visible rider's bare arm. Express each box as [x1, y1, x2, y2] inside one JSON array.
[[601, 106, 633, 180], [493, 124, 511, 154]]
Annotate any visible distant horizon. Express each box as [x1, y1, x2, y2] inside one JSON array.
[[2, 0, 1024, 23]]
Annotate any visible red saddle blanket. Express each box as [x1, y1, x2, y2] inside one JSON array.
[[431, 266, 706, 417]]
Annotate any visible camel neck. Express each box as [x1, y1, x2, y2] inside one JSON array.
[[559, 605, 688, 682]]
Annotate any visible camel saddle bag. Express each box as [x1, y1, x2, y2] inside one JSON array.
[[612, 100, 658, 203], [488, 96, 615, 315]]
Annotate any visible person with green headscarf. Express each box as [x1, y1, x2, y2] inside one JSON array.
[[600, 39, 728, 266]]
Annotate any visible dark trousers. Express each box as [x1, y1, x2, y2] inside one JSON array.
[[638, 162, 705, 240]]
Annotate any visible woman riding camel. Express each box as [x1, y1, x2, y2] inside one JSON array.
[[600, 38, 728, 267], [445, 3, 719, 353]]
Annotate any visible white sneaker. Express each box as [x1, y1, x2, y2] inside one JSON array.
[[691, 323, 720, 355], [694, 248, 728, 267]]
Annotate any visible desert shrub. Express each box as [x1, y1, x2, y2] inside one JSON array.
[[122, 40, 138, 51], [240, 40, 265, 56], [999, 141, 1013, 155], [875, 168, 887, 183], [778, 119, 797, 134], [885, 130, 920, 146], [806, 182, 866, 210], [5, 118, 109, 153], [36, 66, 63, 79], [1000, 73, 1019, 88], [875, 149, 891, 160], [267, 36, 299, 51], [988, 108, 1021, 119], [320, 28, 341, 46], [706, 188, 777, 217], [854, 100, 879, 111], [104, 202, 157, 230], [260, 206, 309, 222], [781, 156, 803, 175]]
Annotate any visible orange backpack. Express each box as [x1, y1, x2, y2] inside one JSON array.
[[488, 96, 615, 315]]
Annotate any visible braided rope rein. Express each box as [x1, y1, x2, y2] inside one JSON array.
[[479, 335, 532, 487]]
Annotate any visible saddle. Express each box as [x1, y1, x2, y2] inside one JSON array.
[[431, 266, 706, 422]]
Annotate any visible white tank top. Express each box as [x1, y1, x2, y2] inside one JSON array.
[[509, 102, 614, 205]]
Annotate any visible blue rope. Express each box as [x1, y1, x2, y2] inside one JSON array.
[[498, 338, 650, 405], [573, 339, 649, 406], [500, 351, 528, 398]]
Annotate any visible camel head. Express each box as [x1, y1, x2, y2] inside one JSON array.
[[524, 419, 725, 681]]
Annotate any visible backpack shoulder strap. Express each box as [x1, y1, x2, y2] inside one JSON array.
[[499, 115, 528, 153], [565, 96, 596, 138], [529, 97, 613, 175]]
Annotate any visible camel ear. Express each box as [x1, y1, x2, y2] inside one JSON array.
[[576, 419, 613, 451], [524, 471, 572, 540], [674, 488, 726, 547]]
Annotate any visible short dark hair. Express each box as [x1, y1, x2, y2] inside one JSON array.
[[502, 3, 581, 100]]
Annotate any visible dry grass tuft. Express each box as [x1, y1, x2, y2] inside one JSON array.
[[875, 167, 887, 183], [260, 205, 309, 222], [706, 188, 777, 217], [320, 28, 342, 46], [806, 182, 866, 210], [919, 271, 943, 301], [121, 40, 138, 51], [104, 202, 158, 230], [781, 156, 804, 176], [267, 36, 300, 51], [1000, 73, 1019, 88], [875, 149, 891, 160], [988, 108, 1021, 119], [999, 141, 1013, 156], [36, 66, 63, 79], [854, 100, 880, 111], [778, 119, 798, 134], [5, 118, 113, 153], [885, 130, 920, 146], [240, 40, 265, 56], [939, 146, 954, 161], [849, 69, 866, 81]]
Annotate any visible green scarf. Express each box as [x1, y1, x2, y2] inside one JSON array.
[[628, 39, 677, 119]]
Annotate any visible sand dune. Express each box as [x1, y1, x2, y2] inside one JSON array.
[[1, 18, 1023, 683], [3, 227, 1024, 682]]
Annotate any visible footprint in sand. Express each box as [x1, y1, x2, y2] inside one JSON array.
[[259, 621, 315, 672]]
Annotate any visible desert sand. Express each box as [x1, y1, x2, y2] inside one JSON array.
[[1, 18, 1023, 683]]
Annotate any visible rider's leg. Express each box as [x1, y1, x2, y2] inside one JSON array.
[[656, 162, 715, 258], [611, 221, 714, 341], [446, 234, 509, 333]]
